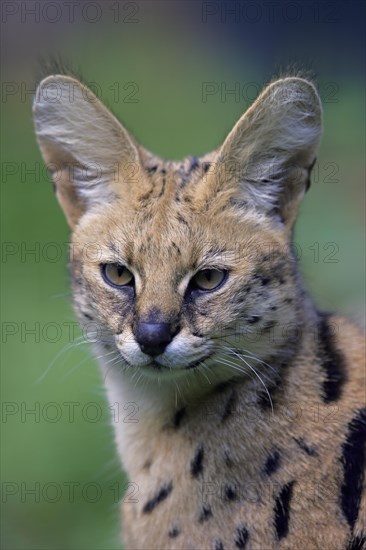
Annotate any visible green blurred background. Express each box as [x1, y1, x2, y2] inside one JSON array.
[[1, 1, 365, 548]]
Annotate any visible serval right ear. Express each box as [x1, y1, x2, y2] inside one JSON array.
[[196, 77, 322, 232], [33, 75, 142, 228]]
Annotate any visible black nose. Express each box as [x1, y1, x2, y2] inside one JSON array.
[[134, 322, 178, 356]]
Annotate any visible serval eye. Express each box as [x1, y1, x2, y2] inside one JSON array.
[[101, 263, 134, 288], [191, 269, 227, 291]]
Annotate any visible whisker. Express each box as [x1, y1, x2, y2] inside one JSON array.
[[36, 338, 96, 384], [222, 346, 277, 377], [219, 351, 273, 384], [62, 353, 94, 380], [214, 355, 274, 413]]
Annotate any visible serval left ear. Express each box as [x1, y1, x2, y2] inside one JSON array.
[[199, 77, 323, 231], [33, 75, 142, 228]]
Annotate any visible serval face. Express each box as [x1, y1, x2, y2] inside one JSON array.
[[33, 75, 321, 387]]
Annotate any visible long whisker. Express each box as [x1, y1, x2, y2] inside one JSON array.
[[219, 351, 273, 384], [36, 338, 97, 384], [222, 346, 277, 377], [197, 364, 212, 385], [215, 355, 274, 414], [62, 353, 93, 380]]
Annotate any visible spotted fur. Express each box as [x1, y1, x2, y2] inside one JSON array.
[[33, 73, 365, 549]]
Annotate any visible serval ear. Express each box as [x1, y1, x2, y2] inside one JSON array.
[[204, 77, 322, 230], [33, 75, 141, 228]]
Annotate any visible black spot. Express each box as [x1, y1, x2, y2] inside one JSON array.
[[317, 312, 347, 402], [234, 525, 249, 548], [261, 277, 271, 286], [171, 241, 181, 255], [306, 157, 316, 192], [274, 481, 295, 539], [173, 407, 186, 428], [177, 213, 189, 226], [257, 376, 281, 410], [265, 450, 281, 475], [142, 459, 152, 471], [168, 524, 180, 538], [140, 189, 154, 202], [213, 540, 225, 550], [142, 481, 173, 514], [158, 177, 167, 197], [346, 534, 366, 550], [247, 316, 261, 324], [82, 311, 93, 321], [215, 381, 231, 393], [141, 211, 153, 223], [198, 503, 212, 523], [161, 168, 167, 175], [293, 437, 318, 457], [146, 165, 157, 174], [222, 390, 237, 422], [341, 408, 366, 529], [224, 483, 237, 501], [191, 444, 204, 477], [189, 156, 200, 173], [203, 162, 211, 173]]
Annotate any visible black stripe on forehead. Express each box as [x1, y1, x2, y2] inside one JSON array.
[[175, 156, 201, 189]]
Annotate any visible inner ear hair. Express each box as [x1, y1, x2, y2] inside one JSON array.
[[212, 77, 323, 227], [33, 74, 142, 228]]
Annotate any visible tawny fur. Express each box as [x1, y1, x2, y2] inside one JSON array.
[[33, 74, 365, 550]]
